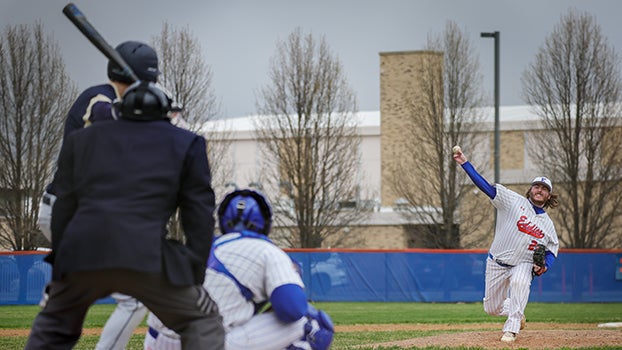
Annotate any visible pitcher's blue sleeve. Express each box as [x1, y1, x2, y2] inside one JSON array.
[[544, 251, 556, 270], [270, 284, 308, 323], [461, 161, 496, 199]]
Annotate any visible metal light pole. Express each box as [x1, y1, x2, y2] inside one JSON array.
[[480, 31, 500, 184]]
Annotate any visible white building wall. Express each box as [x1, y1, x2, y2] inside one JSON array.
[[205, 112, 382, 203]]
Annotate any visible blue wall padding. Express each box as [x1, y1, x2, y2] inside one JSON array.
[[1, 250, 620, 305]]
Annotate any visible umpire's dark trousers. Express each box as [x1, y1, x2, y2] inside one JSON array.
[[24, 269, 224, 350]]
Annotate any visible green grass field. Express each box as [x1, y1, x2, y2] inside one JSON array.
[[2, 302, 621, 349]]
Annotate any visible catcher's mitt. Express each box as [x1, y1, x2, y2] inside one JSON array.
[[532, 243, 547, 276]]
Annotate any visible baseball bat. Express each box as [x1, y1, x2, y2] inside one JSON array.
[[62, 4, 187, 121], [62, 2, 139, 82]]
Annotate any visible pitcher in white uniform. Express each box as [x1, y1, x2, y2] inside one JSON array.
[[144, 188, 334, 350], [453, 147, 559, 343]]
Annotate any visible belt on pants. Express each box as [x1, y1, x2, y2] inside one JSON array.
[[488, 253, 514, 268]]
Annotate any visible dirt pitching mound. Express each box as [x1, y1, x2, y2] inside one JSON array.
[[348, 323, 622, 349]]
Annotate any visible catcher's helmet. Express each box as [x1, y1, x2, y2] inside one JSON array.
[[115, 81, 172, 120], [107, 41, 160, 84], [218, 189, 273, 235]]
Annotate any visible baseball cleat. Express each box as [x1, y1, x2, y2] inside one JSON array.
[[501, 331, 517, 343], [520, 315, 526, 330]]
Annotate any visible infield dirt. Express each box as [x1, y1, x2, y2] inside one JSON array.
[[346, 322, 622, 349], [3, 323, 621, 349]]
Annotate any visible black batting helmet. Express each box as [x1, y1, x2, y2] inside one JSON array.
[[115, 81, 172, 120], [107, 41, 160, 84]]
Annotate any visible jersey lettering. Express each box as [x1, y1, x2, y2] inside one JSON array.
[[516, 215, 545, 238]]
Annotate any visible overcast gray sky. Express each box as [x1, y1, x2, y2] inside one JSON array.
[[2, 0, 621, 118]]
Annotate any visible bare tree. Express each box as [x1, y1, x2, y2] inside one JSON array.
[[0, 23, 76, 250], [255, 28, 362, 248], [152, 22, 232, 239], [387, 21, 488, 248], [152, 22, 219, 132], [522, 9, 622, 248]]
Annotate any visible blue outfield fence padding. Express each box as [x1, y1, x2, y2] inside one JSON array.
[[1, 249, 621, 305], [0, 252, 116, 306], [286, 249, 622, 303]]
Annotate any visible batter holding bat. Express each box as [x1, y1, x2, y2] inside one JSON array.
[[39, 3, 162, 243], [452, 145, 559, 343], [38, 40, 160, 242]]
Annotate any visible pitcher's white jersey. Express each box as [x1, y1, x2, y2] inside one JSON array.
[[489, 184, 559, 266]]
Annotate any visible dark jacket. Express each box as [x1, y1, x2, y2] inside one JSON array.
[[48, 118, 215, 286]]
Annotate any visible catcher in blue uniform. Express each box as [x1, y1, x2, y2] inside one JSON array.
[[144, 189, 334, 350]]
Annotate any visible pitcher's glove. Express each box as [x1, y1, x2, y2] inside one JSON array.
[[532, 244, 547, 277]]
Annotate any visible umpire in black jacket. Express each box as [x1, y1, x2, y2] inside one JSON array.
[[25, 82, 225, 350]]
